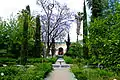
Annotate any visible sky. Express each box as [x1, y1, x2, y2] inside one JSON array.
[[0, 0, 89, 42]]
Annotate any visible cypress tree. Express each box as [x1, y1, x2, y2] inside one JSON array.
[[20, 10, 28, 65], [83, 0, 89, 58], [66, 33, 71, 52], [34, 15, 41, 57], [26, 5, 31, 15]]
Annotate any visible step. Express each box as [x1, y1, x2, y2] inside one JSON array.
[[52, 64, 70, 68]]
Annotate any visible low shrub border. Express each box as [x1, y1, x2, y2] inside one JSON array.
[[0, 63, 52, 80], [71, 64, 120, 80]]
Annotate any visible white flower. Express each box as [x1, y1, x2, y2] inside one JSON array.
[[113, 79, 117, 80], [3, 64, 7, 67], [1, 73, 4, 76]]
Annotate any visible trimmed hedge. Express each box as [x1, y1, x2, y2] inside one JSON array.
[[16, 57, 57, 64]]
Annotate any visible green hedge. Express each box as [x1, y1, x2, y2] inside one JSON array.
[[0, 63, 52, 80], [0, 58, 16, 65], [26, 57, 57, 64], [0, 57, 57, 65]]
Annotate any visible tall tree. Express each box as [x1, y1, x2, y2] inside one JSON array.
[[34, 15, 41, 57], [66, 33, 71, 53], [37, 0, 73, 56], [83, 0, 89, 58], [20, 9, 29, 65], [20, 5, 33, 65], [86, 0, 107, 19]]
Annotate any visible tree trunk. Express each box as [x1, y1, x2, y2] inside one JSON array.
[[51, 38, 55, 57]]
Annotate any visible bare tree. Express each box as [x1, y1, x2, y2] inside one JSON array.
[[36, 0, 73, 56]]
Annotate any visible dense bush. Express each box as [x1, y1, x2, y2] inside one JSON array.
[[0, 63, 52, 80], [65, 42, 83, 58], [64, 56, 73, 64], [86, 2, 120, 72], [0, 58, 16, 65], [15, 57, 57, 64], [0, 6, 44, 58], [71, 64, 120, 80], [46, 57, 57, 64], [27, 57, 57, 64], [0, 57, 57, 65], [0, 66, 21, 79]]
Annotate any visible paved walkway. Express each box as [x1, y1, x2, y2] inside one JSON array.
[[45, 58, 77, 80]]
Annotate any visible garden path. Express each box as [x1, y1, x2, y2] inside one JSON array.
[[45, 58, 77, 80]]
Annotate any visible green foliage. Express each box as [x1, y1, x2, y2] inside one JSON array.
[[0, 5, 45, 59], [71, 64, 120, 80], [0, 63, 52, 80], [0, 17, 22, 58], [0, 6, 36, 58], [47, 57, 57, 64], [20, 8, 29, 65], [66, 42, 83, 58], [86, 0, 108, 19], [0, 58, 16, 65], [34, 15, 42, 57], [71, 64, 87, 80], [0, 66, 21, 80], [87, 2, 120, 72], [66, 33, 71, 52], [27, 57, 57, 64], [64, 56, 73, 64]]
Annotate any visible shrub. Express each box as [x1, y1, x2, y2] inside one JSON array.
[[65, 42, 83, 58], [0, 63, 52, 80], [0, 66, 21, 79], [16, 57, 57, 64], [47, 57, 57, 64], [71, 64, 87, 80], [71, 64, 120, 80], [64, 56, 73, 64], [0, 58, 16, 65]]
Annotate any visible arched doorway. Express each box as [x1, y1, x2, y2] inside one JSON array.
[[58, 47, 64, 55]]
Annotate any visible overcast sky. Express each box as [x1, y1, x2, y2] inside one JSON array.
[[0, 0, 88, 42]]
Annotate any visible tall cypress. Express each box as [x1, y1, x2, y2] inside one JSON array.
[[20, 10, 28, 65], [83, 0, 89, 58], [34, 15, 41, 57], [66, 33, 71, 52], [26, 5, 31, 15]]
